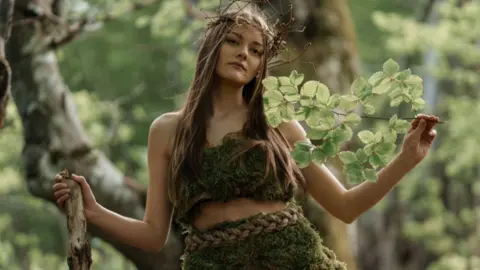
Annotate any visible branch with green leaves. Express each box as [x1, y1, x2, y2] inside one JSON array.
[[262, 58, 431, 184]]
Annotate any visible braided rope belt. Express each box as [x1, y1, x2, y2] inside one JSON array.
[[184, 206, 302, 252]]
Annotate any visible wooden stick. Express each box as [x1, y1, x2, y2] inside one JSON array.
[[60, 169, 92, 270]]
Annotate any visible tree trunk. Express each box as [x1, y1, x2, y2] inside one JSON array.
[[6, 0, 183, 269], [0, 0, 13, 128]]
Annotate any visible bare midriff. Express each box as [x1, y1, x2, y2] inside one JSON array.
[[192, 198, 287, 231]]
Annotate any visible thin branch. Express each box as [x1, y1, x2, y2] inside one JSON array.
[[332, 110, 446, 123], [183, 0, 214, 19], [13, 0, 159, 52]]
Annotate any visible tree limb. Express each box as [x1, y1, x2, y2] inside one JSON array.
[[6, 0, 183, 267]]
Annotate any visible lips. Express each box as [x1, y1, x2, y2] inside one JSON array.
[[228, 62, 247, 71]]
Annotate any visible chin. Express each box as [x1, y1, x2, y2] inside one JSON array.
[[217, 70, 252, 86]]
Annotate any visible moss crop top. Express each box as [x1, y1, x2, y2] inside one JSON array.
[[174, 135, 296, 225]]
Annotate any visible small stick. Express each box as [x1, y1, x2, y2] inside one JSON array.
[[60, 169, 92, 270]]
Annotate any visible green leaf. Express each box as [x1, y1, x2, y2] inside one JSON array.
[[279, 103, 295, 121], [265, 105, 279, 115], [344, 113, 361, 125], [376, 141, 396, 155], [363, 104, 375, 115], [327, 94, 341, 108], [363, 168, 378, 182], [369, 153, 388, 168], [296, 141, 314, 151], [329, 128, 351, 144], [347, 172, 363, 184], [279, 85, 298, 95], [390, 96, 403, 107], [414, 98, 425, 110], [368, 71, 387, 86], [289, 70, 304, 86], [410, 86, 423, 99], [312, 147, 327, 164], [284, 93, 300, 102], [374, 131, 383, 143], [345, 162, 363, 184], [315, 83, 330, 102], [267, 112, 283, 127], [291, 146, 312, 168], [265, 89, 284, 101], [351, 77, 368, 95], [395, 69, 411, 81], [356, 149, 368, 163], [338, 124, 353, 140], [278, 76, 292, 85], [358, 130, 375, 144], [389, 114, 398, 128], [262, 76, 278, 90], [383, 58, 400, 76], [321, 141, 337, 157], [393, 120, 410, 133], [363, 143, 375, 155], [372, 82, 391, 94], [405, 74, 423, 85], [301, 81, 320, 98], [383, 130, 397, 143], [300, 96, 314, 106], [341, 94, 358, 102], [338, 99, 357, 111], [306, 129, 329, 140], [295, 107, 309, 121], [339, 151, 357, 164], [389, 88, 404, 99]]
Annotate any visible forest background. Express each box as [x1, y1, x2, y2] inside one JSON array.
[[0, 0, 478, 269]]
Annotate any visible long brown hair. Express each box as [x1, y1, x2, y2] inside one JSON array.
[[168, 4, 304, 206]]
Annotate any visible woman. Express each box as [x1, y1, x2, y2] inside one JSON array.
[[52, 4, 439, 269]]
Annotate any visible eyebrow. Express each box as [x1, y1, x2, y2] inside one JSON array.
[[230, 32, 264, 47]]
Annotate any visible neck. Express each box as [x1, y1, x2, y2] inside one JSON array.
[[212, 80, 246, 117]]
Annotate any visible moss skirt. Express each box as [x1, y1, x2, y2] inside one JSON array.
[[180, 205, 347, 270]]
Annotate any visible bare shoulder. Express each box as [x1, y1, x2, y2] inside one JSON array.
[[276, 120, 308, 146], [149, 111, 182, 156]]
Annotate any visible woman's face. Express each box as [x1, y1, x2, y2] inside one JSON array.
[[215, 24, 264, 86]]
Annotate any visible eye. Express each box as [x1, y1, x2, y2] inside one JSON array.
[[250, 48, 263, 56], [225, 38, 239, 46]]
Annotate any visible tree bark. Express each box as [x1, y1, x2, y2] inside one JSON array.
[[0, 0, 13, 128], [6, 0, 183, 269]]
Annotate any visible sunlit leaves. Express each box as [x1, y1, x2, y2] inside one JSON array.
[[383, 58, 400, 76], [263, 59, 427, 184]]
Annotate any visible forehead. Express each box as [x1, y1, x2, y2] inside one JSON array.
[[228, 24, 264, 44]]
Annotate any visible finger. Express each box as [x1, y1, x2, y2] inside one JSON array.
[[71, 174, 87, 186], [52, 183, 68, 192], [412, 119, 427, 137], [425, 129, 437, 144], [57, 194, 69, 207], [71, 174, 91, 193], [54, 174, 63, 183], [54, 188, 70, 199], [408, 118, 420, 133]]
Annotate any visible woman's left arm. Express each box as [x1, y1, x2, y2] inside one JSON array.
[[278, 114, 439, 224]]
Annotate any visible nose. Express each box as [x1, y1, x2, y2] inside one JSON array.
[[236, 45, 248, 60]]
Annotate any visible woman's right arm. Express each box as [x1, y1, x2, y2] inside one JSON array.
[[83, 113, 177, 253]]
